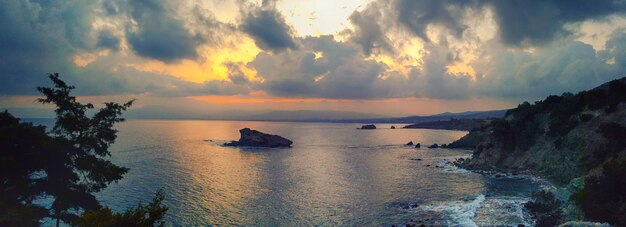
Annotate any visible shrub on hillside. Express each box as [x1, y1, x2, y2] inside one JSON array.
[[575, 159, 626, 225]]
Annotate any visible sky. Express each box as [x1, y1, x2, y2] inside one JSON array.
[[2, 0, 626, 118]]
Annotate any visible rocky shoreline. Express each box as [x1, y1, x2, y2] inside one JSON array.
[[434, 78, 626, 226]]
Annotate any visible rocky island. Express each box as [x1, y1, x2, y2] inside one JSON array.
[[358, 124, 376, 129], [224, 128, 293, 148]]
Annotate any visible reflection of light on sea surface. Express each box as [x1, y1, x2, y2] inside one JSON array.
[[87, 120, 544, 225]]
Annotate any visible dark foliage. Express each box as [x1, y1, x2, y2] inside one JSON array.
[[524, 191, 562, 227], [35, 73, 134, 224], [496, 78, 625, 154], [0, 111, 53, 226], [0, 74, 167, 226], [575, 159, 626, 226], [579, 113, 594, 122], [77, 190, 168, 227], [584, 123, 626, 170]]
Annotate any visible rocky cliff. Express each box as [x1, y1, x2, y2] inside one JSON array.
[[451, 77, 626, 225], [455, 77, 626, 183]]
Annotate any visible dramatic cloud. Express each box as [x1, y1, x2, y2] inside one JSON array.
[[97, 30, 120, 51], [489, 0, 626, 46], [472, 31, 626, 98], [395, 0, 475, 42], [126, 0, 200, 62], [348, 1, 394, 55], [3, 0, 626, 117], [250, 35, 400, 99], [388, 0, 626, 46], [0, 0, 234, 97], [0, 0, 96, 95], [240, 3, 297, 51]]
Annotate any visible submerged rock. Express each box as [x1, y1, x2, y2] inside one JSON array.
[[359, 124, 376, 129], [428, 144, 439, 149], [224, 128, 293, 148]]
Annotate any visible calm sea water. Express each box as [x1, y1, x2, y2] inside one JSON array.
[[31, 120, 546, 226]]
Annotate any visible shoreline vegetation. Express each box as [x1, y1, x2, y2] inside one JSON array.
[[0, 74, 167, 226], [448, 77, 626, 226]]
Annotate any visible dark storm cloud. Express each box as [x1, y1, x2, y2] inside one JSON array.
[[0, 0, 94, 95], [0, 0, 233, 96], [97, 30, 120, 50], [489, 0, 626, 46], [384, 0, 626, 46], [395, 0, 475, 42], [241, 7, 297, 51], [126, 0, 200, 62], [349, 1, 394, 55]]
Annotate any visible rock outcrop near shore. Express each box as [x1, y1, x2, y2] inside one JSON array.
[[359, 124, 376, 129], [451, 77, 626, 225], [224, 128, 293, 148]]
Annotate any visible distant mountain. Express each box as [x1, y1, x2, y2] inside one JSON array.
[[240, 110, 387, 122], [403, 118, 490, 131], [432, 110, 508, 119], [237, 109, 507, 123], [337, 109, 508, 123], [120, 105, 507, 123]]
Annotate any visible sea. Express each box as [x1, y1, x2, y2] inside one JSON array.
[[29, 119, 549, 226]]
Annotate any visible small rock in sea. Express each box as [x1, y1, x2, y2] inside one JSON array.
[[359, 124, 376, 130], [406, 141, 414, 146], [426, 164, 431, 167], [441, 144, 448, 148], [428, 144, 439, 148], [495, 174, 505, 178], [415, 143, 421, 148], [224, 128, 292, 148], [391, 126, 396, 129]]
